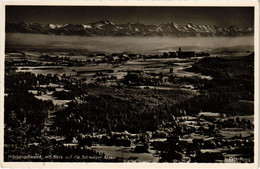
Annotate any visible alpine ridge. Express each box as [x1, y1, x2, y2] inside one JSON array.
[[6, 20, 254, 37]]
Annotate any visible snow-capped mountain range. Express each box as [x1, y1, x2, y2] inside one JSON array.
[[6, 20, 254, 37]]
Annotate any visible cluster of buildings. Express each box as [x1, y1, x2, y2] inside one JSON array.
[[58, 112, 253, 162], [167, 47, 210, 58]]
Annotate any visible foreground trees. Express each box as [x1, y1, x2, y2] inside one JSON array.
[[54, 94, 172, 136]]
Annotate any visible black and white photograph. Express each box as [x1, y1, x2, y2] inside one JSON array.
[[0, 1, 259, 168]]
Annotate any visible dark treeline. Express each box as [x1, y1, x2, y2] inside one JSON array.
[[5, 92, 54, 127], [5, 71, 56, 127], [185, 53, 254, 115], [54, 94, 172, 136], [187, 53, 254, 100], [52, 91, 76, 100], [5, 72, 59, 93], [53, 88, 245, 138]]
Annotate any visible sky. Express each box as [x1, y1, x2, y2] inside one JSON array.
[[6, 6, 254, 27]]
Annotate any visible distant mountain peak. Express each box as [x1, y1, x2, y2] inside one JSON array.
[[96, 20, 115, 25]]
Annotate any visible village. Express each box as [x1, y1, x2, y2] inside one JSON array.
[[53, 112, 253, 162]]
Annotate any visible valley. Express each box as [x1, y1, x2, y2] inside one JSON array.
[[4, 34, 255, 162]]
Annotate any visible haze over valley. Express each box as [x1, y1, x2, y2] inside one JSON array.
[[6, 33, 254, 54]]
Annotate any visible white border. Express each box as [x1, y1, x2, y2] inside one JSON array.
[[0, 1, 259, 169]]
